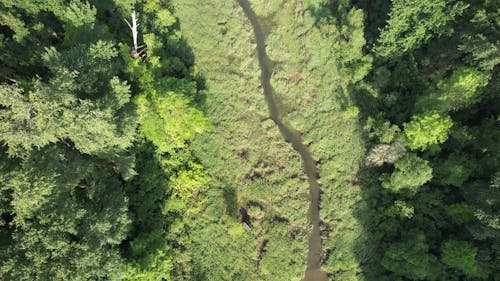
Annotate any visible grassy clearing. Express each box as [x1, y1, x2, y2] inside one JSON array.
[[173, 0, 370, 279], [172, 1, 311, 280], [250, 0, 370, 279]]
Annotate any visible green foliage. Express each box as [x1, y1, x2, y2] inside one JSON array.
[[336, 8, 373, 83], [462, 179, 500, 241], [390, 200, 415, 219], [0, 0, 65, 15], [458, 8, 500, 71], [434, 153, 474, 187], [364, 116, 401, 143], [381, 231, 440, 280], [136, 92, 209, 155], [115, 3, 213, 280], [354, 0, 498, 279], [473, 208, 500, 236], [1, 0, 499, 280], [58, 1, 96, 28], [491, 172, 500, 189], [441, 239, 481, 276], [446, 203, 474, 224], [121, 230, 173, 281], [0, 1, 195, 280], [258, 224, 307, 280], [382, 153, 433, 193], [0, 146, 130, 280], [436, 67, 488, 109], [417, 67, 489, 112], [119, 140, 177, 281], [0, 12, 29, 42], [0, 83, 63, 155], [375, 0, 467, 58], [403, 112, 453, 150], [43, 40, 121, 95], [0, 40, 136, 159]]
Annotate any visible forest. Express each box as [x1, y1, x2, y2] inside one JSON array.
[[0, 0, 498, 280]]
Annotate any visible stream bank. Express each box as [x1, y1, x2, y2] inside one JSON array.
[[236, 1, 327, 280]]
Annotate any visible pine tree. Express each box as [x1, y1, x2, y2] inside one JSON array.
[[375, 0, 468, 58]]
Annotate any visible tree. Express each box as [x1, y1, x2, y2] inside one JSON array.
[[136, 90, 209, 156], [375, 0, 468, 58], [441, 239, 481, 277], [434, 153, 474, 187], [366, 142, 406, 167], [0, 41, 137, 161], [445, 203, 474, 224], [463, 179, 500, 241], [403, 112, 453, 150], [416, 67, 489, 112], [364, 116, 401, 143], [0, 2, 140, 280], [0, 145, 130, 280], [382, 153, 433, 193], [381, 230, 441, 280], [458, 6, 500, 71]]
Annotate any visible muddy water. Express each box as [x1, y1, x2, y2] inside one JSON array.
[[236, 1, 327, 280]]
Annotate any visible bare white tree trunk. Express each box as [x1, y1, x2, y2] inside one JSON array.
[[124, 11, 139, 50]]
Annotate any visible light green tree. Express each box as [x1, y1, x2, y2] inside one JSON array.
[[417, 67, 489, 112], [382, 153, 432, 193], [403, 112, 453, 150]]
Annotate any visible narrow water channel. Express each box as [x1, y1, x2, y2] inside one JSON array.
[[236, 1, 327, 280]]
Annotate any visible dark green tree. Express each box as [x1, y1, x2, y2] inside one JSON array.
[[381, 230, 441, 280], [441, 239, 481, 277], [0, 146, 130, 280]]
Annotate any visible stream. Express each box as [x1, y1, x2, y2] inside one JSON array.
[[236, 1, 327, 280]]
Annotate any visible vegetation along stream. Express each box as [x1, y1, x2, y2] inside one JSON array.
[[236, 0, 327, 280], [2, 0, 499, 280]]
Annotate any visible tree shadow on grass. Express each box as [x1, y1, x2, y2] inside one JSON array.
[[223, 185, 238, 217], [305, 0, 390, 46]]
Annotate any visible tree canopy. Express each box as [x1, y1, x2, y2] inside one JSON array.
[[0, 0, 498, 280]]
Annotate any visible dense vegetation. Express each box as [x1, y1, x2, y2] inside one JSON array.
[[0, 0, 498, 280], [0, 0, 209, 279], [353, 0, 500, 279]]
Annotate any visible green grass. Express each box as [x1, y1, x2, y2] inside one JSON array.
[[249, 1, 370, 278], [172, 1, 310, 280], [172, 0, 370, 279]]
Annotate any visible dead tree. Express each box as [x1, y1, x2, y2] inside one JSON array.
[[125, 11, 147, 60]]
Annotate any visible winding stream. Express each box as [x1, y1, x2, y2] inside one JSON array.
[[236, 1, 327, 280]]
